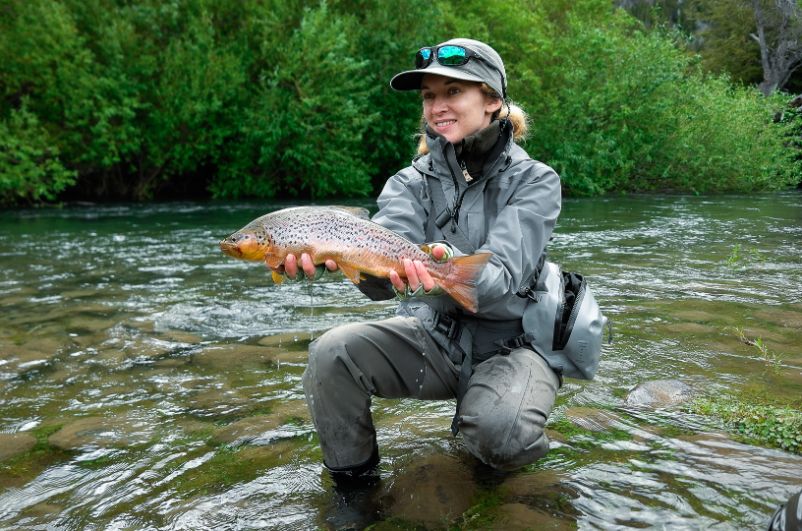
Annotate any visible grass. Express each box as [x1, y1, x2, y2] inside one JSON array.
[[730, 326, 783, 373], [689, 397, 802, 454]]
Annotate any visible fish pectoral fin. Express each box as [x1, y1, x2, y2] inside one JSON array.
[[271, 271, 284, 284], [338, 264, 363, 284]]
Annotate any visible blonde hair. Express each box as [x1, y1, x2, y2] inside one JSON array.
[[416, 83, 529, 155]]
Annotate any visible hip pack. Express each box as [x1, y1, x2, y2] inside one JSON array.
[[519, 261, 606, 380]]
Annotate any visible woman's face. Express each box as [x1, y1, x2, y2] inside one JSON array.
[[421, 74, 502, 144]]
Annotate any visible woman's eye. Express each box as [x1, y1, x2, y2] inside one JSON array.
[[448, 87, 461, 95]]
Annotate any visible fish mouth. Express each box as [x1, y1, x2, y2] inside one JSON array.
[[219, 239, 243, 258]]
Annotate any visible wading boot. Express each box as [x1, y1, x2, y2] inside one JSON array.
[[323, 443, 381, 530]]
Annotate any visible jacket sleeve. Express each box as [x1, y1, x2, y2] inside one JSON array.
[[372, 169, 429, 243], [476, 160, 561, 311], [355, 169, 429, 301]]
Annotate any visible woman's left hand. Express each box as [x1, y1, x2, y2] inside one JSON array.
[[389, 258, 437, 294]]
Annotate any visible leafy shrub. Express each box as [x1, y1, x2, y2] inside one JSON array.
[[0, 104, 76, 204], [0, 0, 798, 203]]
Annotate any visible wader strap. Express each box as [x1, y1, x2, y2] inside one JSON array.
[[452, 345, 472, 436], [432, 310, 472, 436]]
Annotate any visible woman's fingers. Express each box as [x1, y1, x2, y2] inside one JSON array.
[[389, 270, 406, 292], [284, 253, 299, 278], [300, 253, 317, 278], [403, 259, 420, 291], [413, 260, 436, 292], [282, 253, 332, 280]]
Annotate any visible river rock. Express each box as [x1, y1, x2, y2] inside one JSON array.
[[48, 417, 148, 450], [0, 432, 37, 461], [625, 379, 694, 408], [212, 400, 310, 445], [564, 407, 622, 432], [491, 502, 574, 530], [192, 344, 276, 368], [384, 453, 476, 526]]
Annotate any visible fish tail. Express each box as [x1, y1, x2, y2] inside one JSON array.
[[440, 253, 492, 313]]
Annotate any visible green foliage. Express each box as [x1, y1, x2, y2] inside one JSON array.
[[0, 103, 76, 204], [725, 244, 764, 267], [211, 3, 376, 199], [730, 326, 782, 373], [0, 0, 799, 204], [690, 397, 802, 454]]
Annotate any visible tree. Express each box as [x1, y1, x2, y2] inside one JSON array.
[[751, 0, 802, 95]]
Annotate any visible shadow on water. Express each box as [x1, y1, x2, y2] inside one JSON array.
[[0, 194, 801, 529]]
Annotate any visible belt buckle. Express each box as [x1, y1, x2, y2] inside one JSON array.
[[433, 313, 460, 341]]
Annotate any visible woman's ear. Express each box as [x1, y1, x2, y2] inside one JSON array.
[[486, 98, 503, 115]]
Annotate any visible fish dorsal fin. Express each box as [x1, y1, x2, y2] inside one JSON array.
[[329, 206, 370, 220]]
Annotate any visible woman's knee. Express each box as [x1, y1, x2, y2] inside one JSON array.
[[458, 350, 558, 470], [460, 406, 550, 471], [303, 324, 360, 386]]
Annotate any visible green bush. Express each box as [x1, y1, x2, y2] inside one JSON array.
[[0, 104, 76, 204], [210, 3, 376, 199], [0, 0, 798, 204]]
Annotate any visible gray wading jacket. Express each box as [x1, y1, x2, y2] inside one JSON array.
[[366, 123, 562, 365]]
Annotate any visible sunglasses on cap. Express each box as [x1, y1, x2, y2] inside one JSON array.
[[414, 44, 506, 98], [416, 45, 486, 68]]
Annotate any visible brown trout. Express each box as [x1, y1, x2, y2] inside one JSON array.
[[219, 206, 491, 313]]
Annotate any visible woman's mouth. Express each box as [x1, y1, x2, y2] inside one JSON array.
[[435, 119, 456, 128]]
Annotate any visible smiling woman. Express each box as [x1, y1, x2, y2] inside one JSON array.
[[420, 76, 501, 144], [272, 38, 583, 502]]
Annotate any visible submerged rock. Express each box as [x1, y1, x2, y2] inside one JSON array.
[[48, 417, 150, 450], [211, 400, 310, 446], [564, 407, 623, 432], [384, 453, 476, 526], [0, 432, 37, 461], [625, 379, 694, 408]]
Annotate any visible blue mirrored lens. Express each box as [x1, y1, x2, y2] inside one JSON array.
[[415, 48, 433, 69], [437, 45, 468, 66]]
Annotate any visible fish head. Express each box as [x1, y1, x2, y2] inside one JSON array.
[[219, 229, 271, 261]]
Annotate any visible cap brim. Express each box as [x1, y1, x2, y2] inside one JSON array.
[[390, 67, 487, 91]]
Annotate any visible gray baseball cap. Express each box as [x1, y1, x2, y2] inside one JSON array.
[[390, 38, 507, 98]]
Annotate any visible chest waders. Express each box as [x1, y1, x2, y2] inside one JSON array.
[[423, 171, 531, 435]]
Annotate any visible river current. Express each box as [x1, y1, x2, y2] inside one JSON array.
[[0, 193, 800, 529]]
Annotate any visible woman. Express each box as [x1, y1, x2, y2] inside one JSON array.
[[280, 38, 561, 477]]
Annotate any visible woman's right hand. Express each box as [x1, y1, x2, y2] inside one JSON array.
[[273, 253, 338, 280]]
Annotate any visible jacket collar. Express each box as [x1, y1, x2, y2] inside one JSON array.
[[413, 120, 515, 183]]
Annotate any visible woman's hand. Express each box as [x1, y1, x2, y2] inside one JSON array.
[[389, 258, 437, 294], [272, 253, 338, 280]]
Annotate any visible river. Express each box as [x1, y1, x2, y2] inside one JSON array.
[[0, 193, 800, 529]]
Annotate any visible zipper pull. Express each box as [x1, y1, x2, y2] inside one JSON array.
[[460, 160, 473, 182]]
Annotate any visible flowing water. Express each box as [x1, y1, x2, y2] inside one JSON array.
[[0, 194, 800, 530]]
